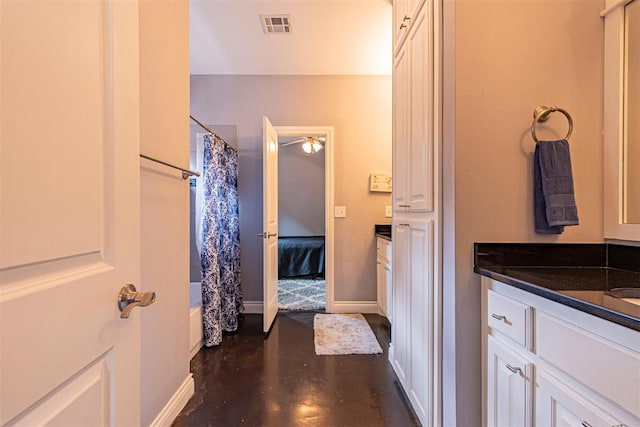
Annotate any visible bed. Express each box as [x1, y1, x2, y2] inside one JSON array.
[[278, 236, 325, 278]]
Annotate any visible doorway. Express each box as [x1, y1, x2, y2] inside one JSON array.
[[273, 126, 335, 314]]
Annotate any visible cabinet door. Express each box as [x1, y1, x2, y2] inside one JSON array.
[[536, 373, 631, 427], [407, 3, 433, 213], [393, 0, 409, 52], [408, 218, 434, 423], [391, 222, 410, 387], [384, 258, 393, 323], [486, 336, 533, 427], [392, 46, 410, 212], [376, 239, 388, 317]]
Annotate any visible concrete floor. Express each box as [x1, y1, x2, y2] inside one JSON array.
[[173, 312, 419, 426]]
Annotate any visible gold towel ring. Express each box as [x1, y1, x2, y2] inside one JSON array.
[[531, 106, 573, 143]]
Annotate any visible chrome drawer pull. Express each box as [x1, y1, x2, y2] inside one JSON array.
[[505, 364, 522, 374], [581, 422, 592, 427], [491, 314, 506, 321]]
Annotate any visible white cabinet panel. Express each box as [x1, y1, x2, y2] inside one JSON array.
[[537, 312, 640, 419], [407, 6, 433, 212], [391, 223, 410, 388], [486, 336, 533, 427], [376, 238, 392, 319], [487, 289, 532, 349], [536, 373, 627, 427], [408, 218, 434, 422], [392, 46, 410, 212], [392, 3, 434, 213]]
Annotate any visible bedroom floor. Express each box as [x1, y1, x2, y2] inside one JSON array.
[[278, 278, 326, 311], [172, 312, 419, 427]]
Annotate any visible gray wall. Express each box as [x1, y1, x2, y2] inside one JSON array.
[[278, 142, 325, 236], [190, 75, 392, 301], [444, 1, 605, 424]]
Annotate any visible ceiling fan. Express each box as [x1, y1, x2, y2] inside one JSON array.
[[280, 136, 325, 154]]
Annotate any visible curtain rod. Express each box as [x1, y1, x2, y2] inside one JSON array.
[[140, 154, 200, 179], [190, 115, 237, 153]]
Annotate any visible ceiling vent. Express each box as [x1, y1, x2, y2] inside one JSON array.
[[260, 15, 292, 34]]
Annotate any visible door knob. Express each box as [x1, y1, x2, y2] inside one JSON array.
[[118, 284, 156, 319]]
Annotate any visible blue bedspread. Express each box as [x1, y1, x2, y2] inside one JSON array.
[[278, 236, 325, 278]]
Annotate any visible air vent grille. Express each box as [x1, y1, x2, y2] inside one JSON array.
[[261, 15, 292, 34]]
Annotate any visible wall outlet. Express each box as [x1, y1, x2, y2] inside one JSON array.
[[334, 206, 347, 218], [385, 205, 392, 217]]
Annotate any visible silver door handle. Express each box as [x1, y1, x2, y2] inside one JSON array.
[[118, 284, 156, 319], [257, 232, 278, 238]]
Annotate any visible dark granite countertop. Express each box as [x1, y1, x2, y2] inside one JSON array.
[[375, 224, 391, 241], [474, 243, 640, 331]]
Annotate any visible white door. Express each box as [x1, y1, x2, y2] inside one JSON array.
[[262, 117, 279, 333], [1, 1, 143, 425]]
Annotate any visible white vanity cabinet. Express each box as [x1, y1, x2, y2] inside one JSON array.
[[482, 277, 640, 427], [376, 237, 392, 320]]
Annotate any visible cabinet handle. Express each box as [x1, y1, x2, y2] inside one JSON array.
[[491, 314, 506, 321], [398, 204, 410, 207], [505, 364, 522, 374], [400, 23, 407, 29], [377, 261, 381, 265], [581, 422, 593, 427], [384, 266, 391, 271], [399, 223, 410, 227], [403, 15, 411, 21]]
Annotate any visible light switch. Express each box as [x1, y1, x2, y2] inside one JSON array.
[[334, 206, 347, 218], [385, 205, 392, 217]]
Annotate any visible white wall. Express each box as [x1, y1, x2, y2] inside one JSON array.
[[139, 1, 191, 425], [190, 75, 392, 302], [278, 142, 325, 236]]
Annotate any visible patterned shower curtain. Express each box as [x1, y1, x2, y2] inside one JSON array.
[[201, 133, 243, 347]]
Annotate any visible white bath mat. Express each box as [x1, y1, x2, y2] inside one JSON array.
[[313, 313, 383, 355]]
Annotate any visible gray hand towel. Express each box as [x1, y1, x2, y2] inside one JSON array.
[[534, 140, 579, 233]]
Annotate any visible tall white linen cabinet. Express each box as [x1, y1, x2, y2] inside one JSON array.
[[390, 0, 442, 426]]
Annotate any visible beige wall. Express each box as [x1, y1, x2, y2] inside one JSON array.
[[190, 75, 392, 301], [447, 1, 605, 424], [139, 1, 191, 425]]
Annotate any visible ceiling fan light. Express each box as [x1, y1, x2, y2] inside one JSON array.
[[312, 142, 323, 152], [302, 141, 313, 154]]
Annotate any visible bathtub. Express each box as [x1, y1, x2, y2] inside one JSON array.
[[189, 282, 203, 358]]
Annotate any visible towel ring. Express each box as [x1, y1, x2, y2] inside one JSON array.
[[531, 106, 573, 143]]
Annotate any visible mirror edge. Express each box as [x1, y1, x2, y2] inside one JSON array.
[[603, 0, 640, 241]]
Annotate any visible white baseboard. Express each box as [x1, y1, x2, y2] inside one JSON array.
[[329, 301, 379, 313], [149, 374, 194, 427], [242, 300, 379, 314], [243, 300, 263, 313]]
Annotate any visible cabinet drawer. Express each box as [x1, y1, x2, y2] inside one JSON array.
[[487, 290, 532, 349], [537, 312, 640, 419]]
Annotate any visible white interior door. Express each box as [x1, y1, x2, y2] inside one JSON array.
[[262, 117, 279, 333], [1, 1, 142, 425]]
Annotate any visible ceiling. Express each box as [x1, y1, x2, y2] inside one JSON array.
[[190, 0, 393, 75]]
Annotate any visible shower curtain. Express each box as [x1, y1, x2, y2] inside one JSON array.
[[201, 133, 243, 347]]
